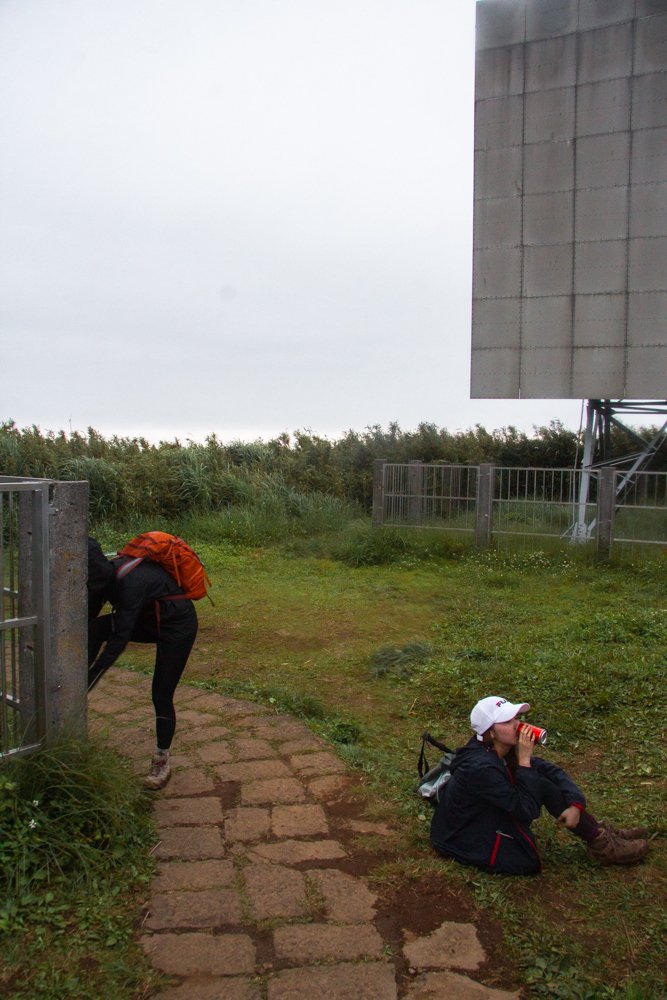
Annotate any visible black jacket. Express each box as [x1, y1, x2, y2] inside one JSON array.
[[430, 737, 586, 875], [90, 558, 198, 676]]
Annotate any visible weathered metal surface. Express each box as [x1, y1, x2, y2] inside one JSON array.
[[471, 0, 667, 399]]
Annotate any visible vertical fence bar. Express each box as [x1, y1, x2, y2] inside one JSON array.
[[372, 459, 386, 527], [596, 467, 616, 562], [408, 461, 422, 526], [475, 463, 494, 548]]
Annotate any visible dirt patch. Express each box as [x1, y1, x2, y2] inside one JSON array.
[[374, 874, 518, 997], [213, 779, 241, 810]]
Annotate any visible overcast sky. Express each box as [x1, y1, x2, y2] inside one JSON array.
[[1, 0, 587, 445]]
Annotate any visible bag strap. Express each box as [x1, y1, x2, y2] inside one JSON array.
[[418, 731, 455, 780], [115, 556, 143, 579]]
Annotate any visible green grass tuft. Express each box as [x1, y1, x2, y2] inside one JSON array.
[[0, 736, 158, 999]]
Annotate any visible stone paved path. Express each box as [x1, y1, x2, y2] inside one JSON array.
[[89, 669, 522, 1000]]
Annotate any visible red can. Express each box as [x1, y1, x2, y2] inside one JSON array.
[[517, 722, 548, 745]]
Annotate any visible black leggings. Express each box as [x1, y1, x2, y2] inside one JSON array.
[[534, 774, 599, 841], [88, 615, 197, 750], [538, 776, 571, 819]]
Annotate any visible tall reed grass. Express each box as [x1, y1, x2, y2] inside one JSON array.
[[6, 417, 655, 525]]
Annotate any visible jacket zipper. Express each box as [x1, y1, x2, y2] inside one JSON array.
[[489, 829, 513, 867]]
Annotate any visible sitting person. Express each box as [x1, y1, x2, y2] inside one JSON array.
[[430, 696, 650, 874]]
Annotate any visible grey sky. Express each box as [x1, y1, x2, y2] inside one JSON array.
[[1, 0, 587, 445]]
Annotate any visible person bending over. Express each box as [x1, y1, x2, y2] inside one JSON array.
[[87, 537, 198, 790], [430, 696, 650, 874]]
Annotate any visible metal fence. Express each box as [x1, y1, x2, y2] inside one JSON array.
[[383, 462, 478, 533], [491, 466, 592, 541], [613, 470, 667, 555], [373, 461, 667, 560], [0, 477, 51, 761]]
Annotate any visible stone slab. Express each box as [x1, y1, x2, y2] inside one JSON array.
[[271, 804, 329, 838], [162, 767, 217, 797], [198, 743, 235, 765], [250, 839, 347, 865], [153, 796, 224, 827], [289, 752, 347, 777], [403, 922, 486, 972], [176, 692, 238, 713], [240, 778, 306, 806], [224, 807, 271, 842], [233, 738, 276, 760], [273, 923, 384, 962], [277, 738, 326, 755], [306, 869, 378, 923], [90, 694, 126, 715], [239, 718, 313, 741], [152, 978, 261, 1000], [216, 760, 292, 782], [243, 863, 308, 920], [182, 726, 232, 745], [177, 711, 221, 726], [307, 775, 354, 800], [141, 933, 255, 976], [116, 707, 151, 724], [404, 971, 521, 1000], [99, 667, 147, 689], [144, 888, 243, 929], [213, 698, 271, 718], [267, 962, 397, 1000], [154, 827, 225, 860], [342, 819, 393, 837], [152, 860, 235, 892]]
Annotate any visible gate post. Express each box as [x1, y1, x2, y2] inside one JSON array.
[[596, 467, 615, 562], [372, 460, 386, 526], [47, 481, 89, 739], [408, 461, 423, 525], [475, 464, 494, 549]]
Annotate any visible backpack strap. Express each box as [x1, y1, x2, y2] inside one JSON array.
[[418, 731, 455, 780], [115, 556, 143, 579]]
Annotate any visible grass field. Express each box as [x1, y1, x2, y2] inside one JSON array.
[[118, 534, 666, 998]]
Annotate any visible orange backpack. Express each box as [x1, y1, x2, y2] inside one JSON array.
[[117, 532, 213, 603]]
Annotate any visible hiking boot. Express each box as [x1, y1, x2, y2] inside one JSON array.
[[599, 820, 648, 840], [587, 826, 649, 866], [142, 754, 171, 790]]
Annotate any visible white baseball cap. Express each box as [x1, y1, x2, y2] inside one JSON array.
[[470, 696, 530, 740]]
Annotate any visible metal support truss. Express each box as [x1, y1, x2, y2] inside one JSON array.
[[568, 400, 667, 543]]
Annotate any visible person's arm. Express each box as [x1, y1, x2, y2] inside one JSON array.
[[467, 757, 544, 823], [532, 757, 587, 810], [88, 577, 146, 675]]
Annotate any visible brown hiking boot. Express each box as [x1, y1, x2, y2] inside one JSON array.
[[599, 820, 648, 840], [587, 826, 649, 866], [143, 754, 171, 790]]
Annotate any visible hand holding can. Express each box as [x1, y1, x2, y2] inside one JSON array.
[[517, 722, 548, 745]]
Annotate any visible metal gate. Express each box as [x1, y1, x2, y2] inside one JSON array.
[[0, 477, 51, 761]]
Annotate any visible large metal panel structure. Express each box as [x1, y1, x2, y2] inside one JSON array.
[[471, 0, 667, 400]]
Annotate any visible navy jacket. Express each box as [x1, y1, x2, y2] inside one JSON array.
[[430, 737, 586, 875]]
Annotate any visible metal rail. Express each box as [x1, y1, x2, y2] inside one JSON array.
[[377, 462, 667, 558]]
